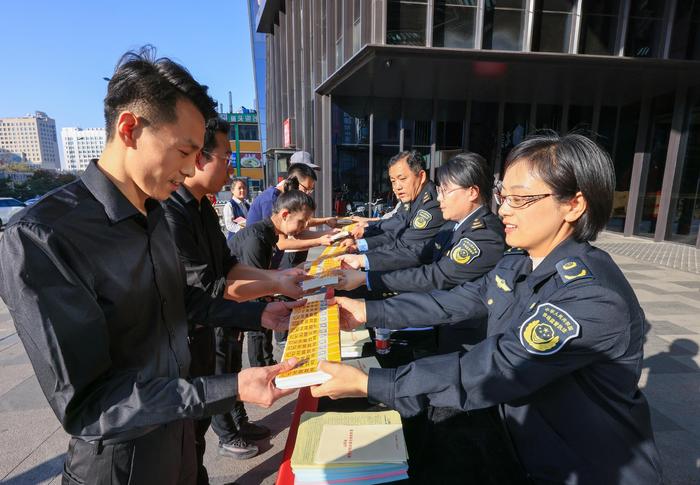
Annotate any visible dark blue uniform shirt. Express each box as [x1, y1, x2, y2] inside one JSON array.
[[365, 238, 663, 484], [365, 205, 505, 293], [361, 181, 445, 251]]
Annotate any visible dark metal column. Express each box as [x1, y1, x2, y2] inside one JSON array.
[[368, 112, 374, 209], [623, 97, 651, 237], [655, 86, 688, 241]]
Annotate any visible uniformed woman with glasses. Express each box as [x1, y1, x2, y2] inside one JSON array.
[[311, 133, 663, 484]]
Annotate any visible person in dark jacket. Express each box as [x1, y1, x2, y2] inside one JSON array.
[[312, 133, 663, 485], [231, 189, 317, 369]]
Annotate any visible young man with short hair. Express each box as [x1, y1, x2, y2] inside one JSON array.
[[0, 47, 299, 484]]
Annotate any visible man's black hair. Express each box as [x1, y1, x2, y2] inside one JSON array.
[[388, 150, 426, 175], [202, 118, 231, 159], [104, 45, 217, 140], [273, 189, 316, 214], [504, 132, 615, 242], [287, 162, 318, 182], [436, 152, 493, 205]]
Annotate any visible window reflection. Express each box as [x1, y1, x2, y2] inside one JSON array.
[[670, 88, 700, 243], [636, 94, 674, 237], [532, 0, 575, 53], [483, 0, 526, 51], [433, 0, 478, 49], [625, 0, 665, 58], [579, 0, 620, 55], [387, 0, 428, 46], [670, 0, 700, 60], [332, 104, 369, 216]]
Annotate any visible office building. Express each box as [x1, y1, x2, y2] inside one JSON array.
[[61, 127, 106, 172], [0, 112, 61, 170]]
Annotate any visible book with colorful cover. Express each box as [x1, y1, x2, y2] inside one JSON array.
[[274, 300, 341, 389]]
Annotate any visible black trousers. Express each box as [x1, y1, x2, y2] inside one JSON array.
[[211, 327, 248, 443], [62, 420, 196, 485], [188, 326, 217, 485], [247, 328, 275, 367]]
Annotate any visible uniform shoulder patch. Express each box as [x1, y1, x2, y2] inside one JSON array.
[[470, 218, 485, 230], [449, 237, 481, 265], [555, 257, 592, 284], [504, 247, 526, 255], [519, 303, 581, 355], [422, 191, 432, 203], [412, 209, 433, 229]]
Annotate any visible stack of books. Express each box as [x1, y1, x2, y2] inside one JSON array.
[[274, 299, 341, 389], [291, 411, 409, 485]]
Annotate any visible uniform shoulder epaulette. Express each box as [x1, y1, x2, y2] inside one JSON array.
[[555, 257, 592, 284], [422, 191, 432, 203], [470, 218, 485, 230], [504, 247, 526, 255]]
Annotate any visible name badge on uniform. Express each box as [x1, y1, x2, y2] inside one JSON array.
[[519, 303, 581, 355], [412, 209, 433, 229], [449, 237, 480, 265]]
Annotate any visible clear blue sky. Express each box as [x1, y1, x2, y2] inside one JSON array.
[[0, 0, 256, 140]]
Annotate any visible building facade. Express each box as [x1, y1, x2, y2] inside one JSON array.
[[0, 112, 61, 170], [60, 127, 106, 172], [249, 0, 269, 155], [256, 0, 700, 247], [226, 109, 266, 195]]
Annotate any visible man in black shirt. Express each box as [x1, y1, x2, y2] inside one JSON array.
[[0, 47, 300, 485], [163, 118, 305, 479]]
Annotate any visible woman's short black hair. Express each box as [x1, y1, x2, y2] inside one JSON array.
[[104, 45, 217, 140], [230, 177, 247, 190], [202, 118, 231, 158], [504, 132, 615, 242], [436, 152, 492, 205], [273, 189, 316, 214], [388, 150, 426, 175]]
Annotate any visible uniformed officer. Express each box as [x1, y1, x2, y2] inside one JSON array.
[[352, 150, 445, 252], [312, 133, 663, 484], [337, 152, 505, 352], [230, 189, 316, 369]]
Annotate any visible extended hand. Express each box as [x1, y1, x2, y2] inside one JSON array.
[[238, 358, 300, 407], [350, 224, 366, 239], [329, 296, 367, 330], [337, 254, 365, 270], [317, 234, 334, 246], [335, 269, 366, 291], [310, 361, 369, 399], [261, 299, 306, 331], [275, 273, 307, 299]]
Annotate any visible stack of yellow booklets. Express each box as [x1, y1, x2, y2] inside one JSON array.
[[274, 300, 341, 389], [291, 411, 409, 484]]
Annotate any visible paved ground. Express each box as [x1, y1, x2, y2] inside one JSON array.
[[1, 232, 699, 484]]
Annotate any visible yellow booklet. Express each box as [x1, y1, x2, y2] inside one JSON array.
[[314, 424, 406, 464], [274, 300, 341, 389], [291, 411, 406, 469]]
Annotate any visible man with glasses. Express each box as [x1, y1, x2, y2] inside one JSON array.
[[162, 118, 307, 479]]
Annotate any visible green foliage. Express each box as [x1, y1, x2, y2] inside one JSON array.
[[0, 170, 77, 200]]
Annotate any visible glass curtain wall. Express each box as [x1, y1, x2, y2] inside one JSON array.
[[331, 103, 369, 215], [669, 87, 700, 243], [670, 0, 700, 60], [635, 94, 674, 236], [469, 101, 499, 170], [625, 0, 665, 58], [372, 119, 402, 211], [433, 0, 478, 48], [532, 0, 576, 53], [483, 0, 527, 51], [579, 0, 620, 55], [387, 0, 428, 45]]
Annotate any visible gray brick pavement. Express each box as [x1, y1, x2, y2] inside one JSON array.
[[1, 241, 699, 484]]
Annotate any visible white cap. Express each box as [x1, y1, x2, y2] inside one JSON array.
[[290, 150, 320, 170]]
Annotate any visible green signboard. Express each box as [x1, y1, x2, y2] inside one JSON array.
[[227, 112, 258, 123]]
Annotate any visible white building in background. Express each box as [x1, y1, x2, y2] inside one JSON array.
[[61, 127, 106, 172], [0, 112, 61, 169]]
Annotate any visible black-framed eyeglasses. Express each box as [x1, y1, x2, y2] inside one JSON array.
[[436, 185, 464, 197], [298, 181, 314, 194], [493, 190, 553, 209]]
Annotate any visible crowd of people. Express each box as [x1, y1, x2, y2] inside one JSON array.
[[0, 45, 664, 485]]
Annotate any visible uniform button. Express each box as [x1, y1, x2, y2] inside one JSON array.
[[487, 298, 494, 305], [162, 298, 167, 306]]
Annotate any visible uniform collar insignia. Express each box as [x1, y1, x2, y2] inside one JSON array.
[[495, 274, 512, 292]]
